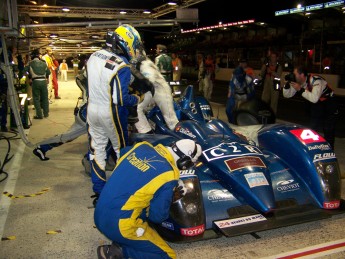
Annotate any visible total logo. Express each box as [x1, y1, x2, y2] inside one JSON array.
[[323, 200, 340, 209], [180, 224, 205, 236]]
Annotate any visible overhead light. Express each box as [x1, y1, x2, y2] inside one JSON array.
[[62, 7, 70, 12], [29, 1, 37, 4], [120, 11, 127, 14], [168, 1, 178, 6], [50, 34, 58, 38], [143, 10, 151, 14], [33, 20, 39, 24], [90, 34, 101, 39]]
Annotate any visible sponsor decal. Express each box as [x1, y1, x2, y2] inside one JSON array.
[[161, 221, 174, 230], [175, 126, 196, 139], [313, 152, 336, 162], [214, 214, 266, 228], [225, 156, 266, 172], [323, 200, 340, 209], [203, 142, 262, 162], [308, 144, 331, 151], [126, 152, 150, 172], [180, 224, 205, 236], [244, 172, 269, 187], [290, 129, 326, 144], [276, 179, 300, 193], [180, 169, 195, 176], [207, 189, 232, 202], [199, 104, 211, 110]]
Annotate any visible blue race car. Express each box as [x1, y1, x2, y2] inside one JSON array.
[[129, 85, 344, 242]]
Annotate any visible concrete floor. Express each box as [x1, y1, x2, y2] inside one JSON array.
[[0, 77, 345, 259]]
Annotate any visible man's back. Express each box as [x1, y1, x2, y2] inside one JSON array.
[[155, 53, 172, 81], [87, 49, 128, 106]]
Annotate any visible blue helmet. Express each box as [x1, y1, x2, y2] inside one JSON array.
[[233, 66, 246, 83]]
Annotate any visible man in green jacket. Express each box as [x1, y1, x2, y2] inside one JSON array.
[[25, 49, 51, 119], [154, 44, 172, 82]]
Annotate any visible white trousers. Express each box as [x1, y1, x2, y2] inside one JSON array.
[[135, 90, 178, 133]]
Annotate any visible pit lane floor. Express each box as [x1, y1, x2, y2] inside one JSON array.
[[0, 77, 345, 259]]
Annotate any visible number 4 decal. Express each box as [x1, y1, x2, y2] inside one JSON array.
[[290, 129, 326, 144]]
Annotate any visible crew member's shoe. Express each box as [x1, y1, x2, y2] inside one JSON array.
[[1, 125, 8, 132], [33, 147, 49, 161], [97, 243, 123, 259], [55, 96, 61, 99], [33, 116, 43, 119]]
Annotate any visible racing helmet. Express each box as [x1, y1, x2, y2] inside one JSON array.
[[233, 66, 246, 83], [109, 24, 143, 61], [169, 139, 202, 170]]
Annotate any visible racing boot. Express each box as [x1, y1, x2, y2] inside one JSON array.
[[97, 242, 123, 259], [33, 147, 49, 161]]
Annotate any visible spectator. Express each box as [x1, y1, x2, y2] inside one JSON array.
[[72, 56, 80, 77], [197, 53, 205, 93], [283, 65, 338, 149], [87, 24, 143, 204], [322, 55, 332, 74], [25, 49, 50, 119], [95, 139, 202, 259], [59, 59, 68, 82], [260, 51, 282, 115], [155, 44, 172, 82], [51, 54, 61, 99], [42, 47, 61, 102], [171, 52, 183, 81], [203, 54, 215, 101]]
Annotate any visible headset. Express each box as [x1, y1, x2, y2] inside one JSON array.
[[171, 141, 197, 170]]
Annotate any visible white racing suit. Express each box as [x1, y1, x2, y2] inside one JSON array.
[[134, 58, 179, 133], [87, 49, 139, 194]]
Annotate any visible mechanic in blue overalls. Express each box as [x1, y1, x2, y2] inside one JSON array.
[[95, 139, 202, 259], [225, 65, 255, 123]]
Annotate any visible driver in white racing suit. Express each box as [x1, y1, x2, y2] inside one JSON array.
[[87, 24, 144, 201], [133, 55, 179, 134]]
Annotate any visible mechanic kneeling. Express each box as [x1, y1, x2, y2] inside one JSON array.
[[94, 139, 202, 259]]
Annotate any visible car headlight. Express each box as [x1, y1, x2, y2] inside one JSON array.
[[185, 203, 198, 214], [325, 164, 335, 174]]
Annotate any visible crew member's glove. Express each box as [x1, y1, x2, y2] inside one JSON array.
[[134, 93, 145, 104], [173, 180, 187, 203], [90, 193, 100, 207], [130, 65, 155, 97]]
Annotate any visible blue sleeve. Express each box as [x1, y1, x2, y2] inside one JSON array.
[[117, 66, 139, 107], [148, 180, 177, 223]]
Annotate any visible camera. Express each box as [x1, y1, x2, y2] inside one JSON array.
[[284, 72, 296, 82], [284, 72, 296, 89]]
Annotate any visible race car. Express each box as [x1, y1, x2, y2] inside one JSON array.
[[129, 85, 344, 243]]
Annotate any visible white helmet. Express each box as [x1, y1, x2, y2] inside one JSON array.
[[168, 139, 202, 170]]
